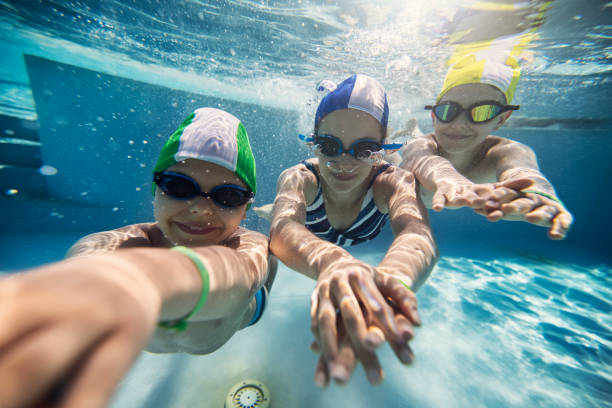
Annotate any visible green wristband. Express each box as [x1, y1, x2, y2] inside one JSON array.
[[158, 246, 210, 332], [523, 190, 564, 206], [398, 278, 413, 292]]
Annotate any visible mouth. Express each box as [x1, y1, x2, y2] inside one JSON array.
[[331, 172, 357, 181], [175, 221, 219, 235], [442, 132, 472, 140]]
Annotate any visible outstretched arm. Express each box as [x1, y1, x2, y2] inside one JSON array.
[[481, 142, 573, 239], [400, 135, 487, 211], [0, 230, 269, 408], [311, 168, 439, 387], [269, 163, 403, 385], [375, 167, 438, 291]]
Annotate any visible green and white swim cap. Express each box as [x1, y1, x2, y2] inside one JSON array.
[[153, 107, 256, 195]]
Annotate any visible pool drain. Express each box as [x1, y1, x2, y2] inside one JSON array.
[[224, 379, 270, 408]]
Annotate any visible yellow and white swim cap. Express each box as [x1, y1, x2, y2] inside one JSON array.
[[437, 54, 521, 103]]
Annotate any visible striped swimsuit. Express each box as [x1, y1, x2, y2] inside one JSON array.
[[302, 160, 391, 247]]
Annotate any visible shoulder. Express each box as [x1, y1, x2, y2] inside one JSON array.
[[487, 136, 534, 156], [400, 133, 439, 166], [374, 165, 417, 189], [278, 160, 318, 184], [66, 222, 159, 257], [403, 133, 438, 151], [372, 165, 417, 212], [486, 136, 537, 163], [276, 160, 319, 205]]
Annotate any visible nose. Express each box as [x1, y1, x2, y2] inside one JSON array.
[[189, 196, 216, 215], [326, 154, 361, 173], [449, 111, 471, 129]]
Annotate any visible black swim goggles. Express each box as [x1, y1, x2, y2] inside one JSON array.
[[299, 133, 402, 160], [153, 171, 253, 208], [425, 101, 519, 124]]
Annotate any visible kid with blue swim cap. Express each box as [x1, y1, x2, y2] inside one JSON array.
[[0, 108, 276, 408], [261, 74, 438, 386], [400, 54, 573, 240]]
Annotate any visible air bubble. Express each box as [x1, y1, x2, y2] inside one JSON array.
[[5, 189, 18, 196]]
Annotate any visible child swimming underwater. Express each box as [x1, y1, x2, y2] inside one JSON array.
[[0, 108, 275, 408], [400, 55, 573, 240], [263, 74, 438, 386]]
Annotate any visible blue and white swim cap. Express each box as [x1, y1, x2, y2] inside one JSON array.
[[315, 74, 389, 130]]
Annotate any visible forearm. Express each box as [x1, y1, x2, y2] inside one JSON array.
[[406, 154, 471, 192], [270, 219, 351, 280], [377, 224, 438, 291], [83, 246, 264, 323], [499, 167, 556, 196]]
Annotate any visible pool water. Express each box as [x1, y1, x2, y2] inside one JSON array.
[[1, 1, 611, 407], [106, 252, 611, 408]]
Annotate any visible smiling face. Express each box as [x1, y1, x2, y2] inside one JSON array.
[[433, 83, 511, 154], [153, 159, 248, 246], [315, 108, 385, 194]]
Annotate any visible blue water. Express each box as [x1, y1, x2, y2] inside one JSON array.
[[1, 1, 611, 407]]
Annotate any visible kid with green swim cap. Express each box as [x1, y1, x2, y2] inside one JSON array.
[[400, 54, 573, 240], [0, 108, 276, 408]]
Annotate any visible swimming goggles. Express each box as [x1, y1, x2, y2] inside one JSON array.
[[425, 101, 519, 124], [299, 133, 402, 160], [153, 171, 253, 208]]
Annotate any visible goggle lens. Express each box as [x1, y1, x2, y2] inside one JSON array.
[[212, 186, 251, 207], [433, 103, 460, 122], [154, 172, 252, 208], [428, 101, 518, 124], [313, 135, 383, 161], [471, 104, 502, 123], [353, 141, 383, 159], [160, 175, 198, 198], [317, 139, 342, 156]]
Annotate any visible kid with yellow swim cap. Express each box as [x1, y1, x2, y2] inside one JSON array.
[[400, 55, 573, 240]]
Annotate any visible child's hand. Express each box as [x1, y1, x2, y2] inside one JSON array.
[[310, 259, 408, 383], [476, 180, 572, 240], [432, 180, 490, 211], [310, 263, 417, 385], [310, 291, 416, 386], [311, 318, 380, 386], [0, 258, 160, 408]]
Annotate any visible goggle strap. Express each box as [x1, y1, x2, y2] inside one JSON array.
[[299, 133, 314, 142]]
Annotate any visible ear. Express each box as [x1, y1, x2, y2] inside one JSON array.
[[494, 111, 512, 130]]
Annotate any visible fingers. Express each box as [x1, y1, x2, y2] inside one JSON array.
[[387, 315, 415, 365], [328, 324, 357, 385], [377, 276, 420, 329], [0, 321, 106, 408], [59, 327, 148, 408], [548, 210, 573, 240], [485, 187, 522, 208], [332, 279, 382, 350], [500, 197, 536, 216], [432, 190, 447, 212], [311, 287, 338, 364], [313, 355, 330, 387], [356, 344, 384, 385], [495, 178, 533, 191], [348, 274, 400, 345]]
